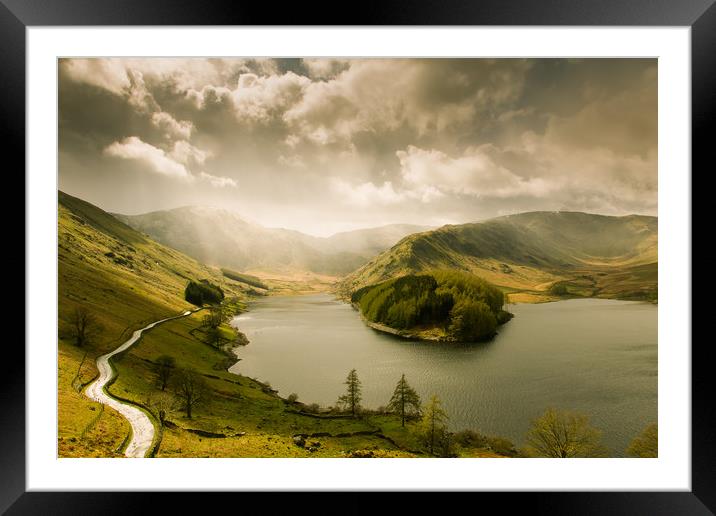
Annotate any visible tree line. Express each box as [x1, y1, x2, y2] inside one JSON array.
[[332, 368, 657, 458]]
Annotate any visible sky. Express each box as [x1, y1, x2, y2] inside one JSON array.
[[59, 58, 657, 237]]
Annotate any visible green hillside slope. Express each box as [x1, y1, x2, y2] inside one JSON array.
[[58, 191, 252, 457], [59, 192, 502, 458], [339, 212, 657, 303]]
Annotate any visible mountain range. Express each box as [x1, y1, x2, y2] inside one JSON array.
[[70, 192, 656, 302], [114, 207, 429, 276], [338, 211, 657, 302]]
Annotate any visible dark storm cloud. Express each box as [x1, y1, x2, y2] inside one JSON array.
[[58, 58, 657, 236]]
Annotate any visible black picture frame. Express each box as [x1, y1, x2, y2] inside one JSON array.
[[8, 0, 710, 513]]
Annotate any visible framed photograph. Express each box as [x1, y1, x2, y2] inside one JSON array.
[[10, 0, 711, 512]]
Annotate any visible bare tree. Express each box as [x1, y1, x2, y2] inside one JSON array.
[[174, 369, 206, 419], [525, 407, 607, 458], [202, 306, 223, 329], [154, 355, 176, 391], [205, 326, 223, 349], [70, 306, 101, 347], [147, 391, 178, 427]]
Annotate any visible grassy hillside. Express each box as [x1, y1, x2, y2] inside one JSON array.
[[58, 191, 252, 457], [339, 212, 657, 303], [59, 192, 511, 458], [115, 207, 427, 277], [352, 271, 512, 342]]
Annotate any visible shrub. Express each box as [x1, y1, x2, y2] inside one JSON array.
[[626, 423, 657, 457], [524, 408, 606, 458], [287, 393, 299, 403], [453, 429, 488, 448], [185, 280, 224, 306], [550, 282, 568, 296], [486, 436, 519, 457]]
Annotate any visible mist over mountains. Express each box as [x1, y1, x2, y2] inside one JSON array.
[[113, 203, 657, 302], [114, 207, 430, 276]]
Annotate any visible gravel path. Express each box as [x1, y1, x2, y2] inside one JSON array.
[[84, 311, 193, 458]]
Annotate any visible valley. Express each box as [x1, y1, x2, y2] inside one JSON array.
[[114, 206, 430, 277], [51, 57, 662, 466], [58, 192, 500, 458], [57, 191, 658, 458]]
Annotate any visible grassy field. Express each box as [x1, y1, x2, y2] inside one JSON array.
[[58, 343, 131, 457], [244, 268, 339, 295]]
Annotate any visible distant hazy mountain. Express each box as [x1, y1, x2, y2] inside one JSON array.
[[321, 224, 433, 256], [114, 206, 429, 276], [338, 211, 657, 302]]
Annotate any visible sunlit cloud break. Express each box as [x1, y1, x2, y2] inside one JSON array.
[[61, 57, 656, 235]]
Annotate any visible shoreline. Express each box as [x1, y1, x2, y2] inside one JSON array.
[[351, 302, 487, 343], [352, 304, 454, 343], [215, 291, 655, 456]]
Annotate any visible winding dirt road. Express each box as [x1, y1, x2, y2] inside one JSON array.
[[84, 310, 193, 458]]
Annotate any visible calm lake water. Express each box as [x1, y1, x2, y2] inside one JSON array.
[[230, 294, 657, 456]]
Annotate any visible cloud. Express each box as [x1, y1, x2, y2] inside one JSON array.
[[60, 58, 658, 233], [277, 154, 307, 169], [60, 57, 278, 95], [543, 65, 657, 158], [302, 58, 350, 80], [284, 59, 532, 148], [60, 58, 130, 95], [331, 179, 406, 206], [104, 137, 234, 189], [332, 133, 655, 214], [151, 112, 193, 140], [396, 145, 551, 199], [124, 69, 159, 114], [199, 172, 237, 188], [104, 137, 191, 180], [188, 72, 310, 123], [169, 140, 209, 166]]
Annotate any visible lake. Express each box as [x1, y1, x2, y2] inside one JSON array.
[[230, 294, 657, 456]]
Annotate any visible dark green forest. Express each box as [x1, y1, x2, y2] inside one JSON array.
[[220, 268, 269, 290], [351, 270, 513, 342], [185, 279, 225, 306]]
